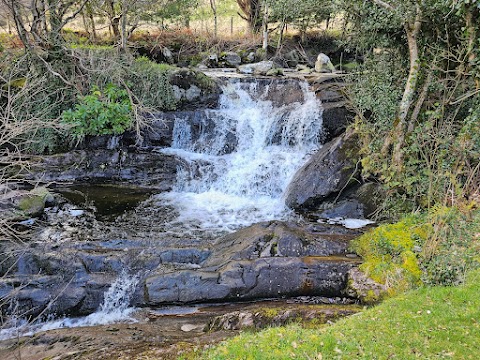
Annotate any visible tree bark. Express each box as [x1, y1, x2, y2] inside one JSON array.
[[391, 5, 422, 168], [262, 1, 268, 50], [210, 0, 217, 38]]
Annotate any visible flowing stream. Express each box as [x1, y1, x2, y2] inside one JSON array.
[[154, 79, 323, 236], [0, 78, 325, 341], [0, 271, 139, 340]]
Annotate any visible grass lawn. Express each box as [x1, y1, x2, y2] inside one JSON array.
[[196, 270, 480, 359]]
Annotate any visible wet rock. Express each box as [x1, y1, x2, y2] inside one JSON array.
[[145, 221, 361, 305], [314, 183, 384, 220], [159, 249, 211, 265], [27, 150, 178, 190], [322, 103, 352, 142], [285, 129, 360, 211], [345, 268, 388, 304], [237, 61, 275, 75]]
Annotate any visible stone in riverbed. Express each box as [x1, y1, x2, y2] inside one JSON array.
[[221, 51, 242, 67], [237, 61, 275, 75], [345, 268, 388, 304]]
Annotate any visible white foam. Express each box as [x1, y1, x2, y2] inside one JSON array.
[[323, 217, 375, 229], [0, 271, 139, 340]]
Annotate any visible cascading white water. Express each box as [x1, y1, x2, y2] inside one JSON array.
[[156, 79, 323, 235], [0, 271, 139, 340]]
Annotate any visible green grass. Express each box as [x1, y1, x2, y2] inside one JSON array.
[[197, 270, 480, 359]]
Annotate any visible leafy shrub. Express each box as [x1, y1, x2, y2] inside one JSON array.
[[421, 206, 480, 286], [61, 84, 132, 139]]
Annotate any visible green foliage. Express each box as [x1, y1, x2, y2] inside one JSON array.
[[61, 84, 132, 139], [267, 0, 333, 29], [128, 56, 177, 111], [200, 269, 480, 359], [341, 0, 480, 211], [142, 0, 198, 26], [351, 214, 429, 293], [421, 206, 480, 286], [352, 206, 480, 293]]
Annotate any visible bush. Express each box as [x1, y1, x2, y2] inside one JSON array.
[[421, 206, 480, 286], [61, 84, 132, 139], [352, 205, 480, 294], [127, 56, 177, 111], [351, 214, 429, 294]]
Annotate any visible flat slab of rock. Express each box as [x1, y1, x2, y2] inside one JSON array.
[[145, 221, 361, 305]]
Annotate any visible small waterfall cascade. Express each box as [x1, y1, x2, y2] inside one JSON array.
[[157, 78, 324, 235], [0, 271, 139, 340]]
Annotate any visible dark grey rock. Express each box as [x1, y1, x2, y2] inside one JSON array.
[[285, 129, 360, 210], [221, 52, 242, 67], [314, 183, 384, 220], [27, 150, 178, 190], [322, 103, 353, 142], [144, 221, 360, 305]]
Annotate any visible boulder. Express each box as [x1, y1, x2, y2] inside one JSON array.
[[314, 53, 335, 73], [26, 150, 178, 190], [0, 186, 55, 222], [313, 183, 384, 220], [238, 61, 275, 75], [221, 52, 242, 67], [285, 129, 360, 210], [202, 53, 219, 68], [322, 103, 352, 142], [345, 268, 388, 304], [169, 69, 221, 109]]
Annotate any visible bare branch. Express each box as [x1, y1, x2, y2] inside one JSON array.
[[371, 0, 396, 11]]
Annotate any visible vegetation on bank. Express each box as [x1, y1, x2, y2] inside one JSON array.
[[352, 205, 480, 293], [195, 269, 480, 360]]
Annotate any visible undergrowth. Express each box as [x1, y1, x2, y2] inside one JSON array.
[[351, 205, 480, 294]]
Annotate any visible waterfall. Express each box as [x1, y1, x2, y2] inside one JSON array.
[[0, 271, 139, 340], [156, 79, 323, 235]]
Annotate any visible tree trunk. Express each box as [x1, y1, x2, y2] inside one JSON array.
[[262, 1, 268, 51], [391, 7, 422, 168], [276, 19, 286, 55], [120, 0, 128, 51], [210, 0, 217, 38], [106, 0, 120, 40]]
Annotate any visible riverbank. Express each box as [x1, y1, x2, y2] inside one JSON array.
[[197, 269, 480, 359]]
